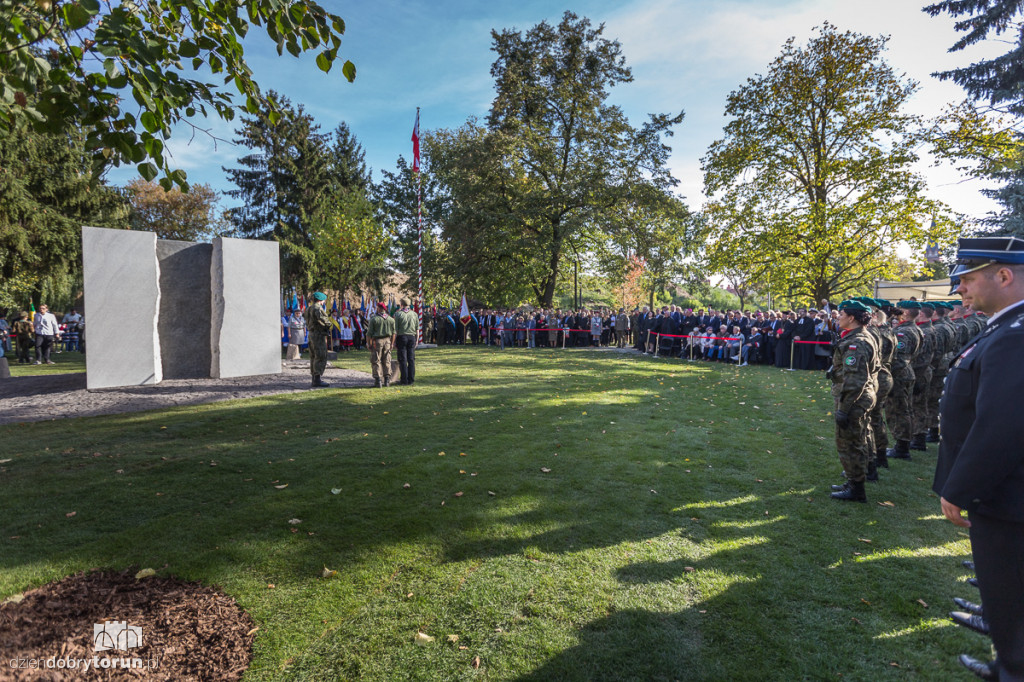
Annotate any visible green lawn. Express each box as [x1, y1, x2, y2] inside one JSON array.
[[5, 348, 86, 376], [0, 347, 980, 680]]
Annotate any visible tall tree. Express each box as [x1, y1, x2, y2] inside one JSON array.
[[925, 1, 1024, 236], [429, 12, 685, 307], [223, 92, 332, 289], [702, 24, 954, 303], [330, 122, 371, 193], [0, 0, 354, 188], [125, 178, 226, 242]]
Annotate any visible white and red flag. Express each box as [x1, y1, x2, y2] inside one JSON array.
[[459, 294, 471, 325], [411, 110, 420, 173]]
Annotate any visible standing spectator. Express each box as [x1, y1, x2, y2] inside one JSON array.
[[33, 304, 60, 365], [394, 297, 419, 385], [286, 309, 306, 361], [614, 308, 629, 348], [590, 311, 602, 346], [13, 311, 34, 364], [0, 313, 10, 354], [62, 308, 82, 352]]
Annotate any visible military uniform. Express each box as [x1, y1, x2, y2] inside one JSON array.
[[12, 316, 34, 364], [886, 312, 922, 459], [910, 315, 935, 449], [926, 309, 957, 440], [829, 306, 880, 501], [935, 236, 1024, 681], [367, 306, 396, 387], [865, 320, 895, 471], [303, 294, 333, 387]]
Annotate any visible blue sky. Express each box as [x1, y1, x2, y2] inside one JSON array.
[[107, 0, 1004, 222]]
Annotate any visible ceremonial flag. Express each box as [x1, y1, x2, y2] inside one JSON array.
[[411, 110, 420, 173], [459, 294, 471, 325], [332, 298, 338, 313], [360, 294, 366, 314], [29, 302, 35, 323], [299, 295, 306, 311]]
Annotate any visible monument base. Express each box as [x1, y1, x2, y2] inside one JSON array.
[[0, 357, 9, 379]]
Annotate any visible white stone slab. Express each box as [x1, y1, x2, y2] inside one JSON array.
[[82, 226, 162, 389], [210, 237, 281, 378]]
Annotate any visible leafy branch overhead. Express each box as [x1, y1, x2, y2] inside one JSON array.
[[0, 0, 355, 189]]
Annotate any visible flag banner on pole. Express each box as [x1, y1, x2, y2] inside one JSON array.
[[460, 294, 471, 325], [412, 110, 420, 173]]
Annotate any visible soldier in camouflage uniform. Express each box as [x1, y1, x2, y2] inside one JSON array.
[[925, 302, 957, 443], [861, 298, 895, 477], [909, 302, 936, 451], [828, 300, 880, 503], [303, 292, 334, 388], [885, 301, 923, 460]]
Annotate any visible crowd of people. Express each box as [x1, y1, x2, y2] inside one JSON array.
[[0, 306, 84, 364], [413, 304, 842, 370]]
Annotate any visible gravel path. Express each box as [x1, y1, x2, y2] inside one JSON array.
[[0, 362, 373, 425]]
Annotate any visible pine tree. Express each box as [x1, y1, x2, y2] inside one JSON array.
[[329, 122, 371, 193], [223, 92, 333, 288], [925, 0, 1024, 236]]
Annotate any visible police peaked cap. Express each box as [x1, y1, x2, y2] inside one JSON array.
[[951, 236, 1024, 277], [838, 300, 871, 313]]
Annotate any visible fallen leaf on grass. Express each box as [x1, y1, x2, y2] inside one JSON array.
[[288, 518, 302, 525], [134, 568, 156, 579], [321, 566, 338, 579], [414, 632, 434, 645], [403, 483, 411, 489], [917, 599, 928, 608], [454, 492, 464, 497], [245, 627, 260, 637], [438, 451, 446, 456], [860, 598, 871, 605], [472, 656, 481, 669], [2, 594, 25, 605], [858, 538, 872, 544], [65, 511, 77, 518], [267, 584, 275, 589], [878, 501, 895, 508], [0, 459, 11, 464], [684, 566, 695, 573], [446, 634, 459, 643], [540, 467, 551, 473], [488, 491, 496, 496], [274, 484, 288, 490], [331, 488, 342, 495]]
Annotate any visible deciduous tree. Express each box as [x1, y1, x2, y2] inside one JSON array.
[[125, 178, 226, 242], [702, 24, 954, 303]]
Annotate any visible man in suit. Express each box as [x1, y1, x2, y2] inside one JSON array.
[[934, 236, 1024, 682], [792, 307, 818, 370]]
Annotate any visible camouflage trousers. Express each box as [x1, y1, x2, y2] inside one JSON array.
[[868, 370, 893, 452], [911, 365, 933, 435], [836, 395, 875, 483], [885, 372, 915, 442], [370, 338, 392, 382], [926, 368, 948, 429], [309, 332, 328, 378]]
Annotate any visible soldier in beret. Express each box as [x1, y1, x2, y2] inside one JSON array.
[[303, 292, 333, 388], [828, 300, 880, 502], [935, 236, 1024, 681], [909, 302, 936, 452], [886, 301, 923, 461]]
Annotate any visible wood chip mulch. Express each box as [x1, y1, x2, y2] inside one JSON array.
[[0, 570, 256, 681]]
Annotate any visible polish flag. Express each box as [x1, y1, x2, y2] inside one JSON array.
[[411, 110, 420, 173]]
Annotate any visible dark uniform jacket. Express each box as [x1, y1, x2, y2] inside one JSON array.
[[933, 301, 1024, 521]]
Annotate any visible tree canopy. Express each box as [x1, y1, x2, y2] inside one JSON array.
[[420, 11, 689, 308], [702, 23, 954, 303], [0, 0, 354, 189], [125, 178, 226, 242]]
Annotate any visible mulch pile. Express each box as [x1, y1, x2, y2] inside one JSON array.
[[0, 570, 256, 681]]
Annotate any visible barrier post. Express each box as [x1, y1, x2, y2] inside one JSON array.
[[654, 333, 661, 357], [788, 341, 795, 371], [644, 329, 651, 354]]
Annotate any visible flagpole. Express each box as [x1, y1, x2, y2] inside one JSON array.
[[414, 107, 424, 345]]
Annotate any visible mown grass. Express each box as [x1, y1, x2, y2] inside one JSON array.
[[5, 348, 86, 376], [0, 347, 981, 680]]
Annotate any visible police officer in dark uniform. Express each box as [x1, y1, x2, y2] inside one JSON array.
[[934, 236, 1024, 682]]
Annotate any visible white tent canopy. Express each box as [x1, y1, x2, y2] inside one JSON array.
[[873, 278, 957, 302]]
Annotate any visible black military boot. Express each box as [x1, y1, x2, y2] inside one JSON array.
[[311, 374, 320, 387], [887, 440, 911, 460], [876, 447, 889, 469], [909, 433, 928, 451], [373, 378, 382, 388], [830, 480, 867, 502], [831, 480, 851, 492], [866, 460, 879, 482], [925, 426, 940, 443]]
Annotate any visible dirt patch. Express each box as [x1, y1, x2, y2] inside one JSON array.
[[0, 363, 373, 425], [0, 570, 255, 681]]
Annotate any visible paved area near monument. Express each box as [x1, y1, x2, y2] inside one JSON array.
[[0, 363, 373, 425]]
